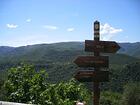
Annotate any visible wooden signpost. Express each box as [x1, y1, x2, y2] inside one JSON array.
[[85, 40, 120, 53], [74, 56, 109, 68], [74, 70, 109, 82], [74, 20, 120, 105]]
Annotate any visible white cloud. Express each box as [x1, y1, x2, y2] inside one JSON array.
[[26, 18, 31, 22], [100, 23, 123, 40], [43, 25, 58, 30], [6, 24, 18, 29], [67, 28, 75, 32]]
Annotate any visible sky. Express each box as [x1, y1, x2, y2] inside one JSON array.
[[0, 0, 140, 47]]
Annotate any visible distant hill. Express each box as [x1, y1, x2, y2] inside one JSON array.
[[0, 42, 139, 65], [0, 42, 140, 92], [0, 42, 84, 64], [0, 46, 14, 55], [118, 42, 140, 58]]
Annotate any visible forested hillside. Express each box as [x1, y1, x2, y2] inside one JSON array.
[[0, 42, 139, 89], [119, 42, 140, 58], [0, 42, 140, 104], [0, 42, 139, 64], [0, 42, 140, 83]]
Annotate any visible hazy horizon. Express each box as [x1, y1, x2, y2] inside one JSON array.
[[0, 40, 139, 47]]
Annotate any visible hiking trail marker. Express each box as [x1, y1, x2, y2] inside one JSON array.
[[74, 70, 109, 82], [74, 20, 120, 105], [85, 40, 120, 53], [74, 56, 109, 68]]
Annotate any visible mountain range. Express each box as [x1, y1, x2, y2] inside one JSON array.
[[0, 42, 139, 64], [0, 41, 140, 91], [118, 42, 140, 58]]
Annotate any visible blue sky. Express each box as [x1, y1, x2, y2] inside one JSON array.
[[0, 0, 140, 47]]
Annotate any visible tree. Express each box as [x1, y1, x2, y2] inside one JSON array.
[[121, 62, 140, 82], [121, 82, 140, 105], [100, 91, 122, 105]]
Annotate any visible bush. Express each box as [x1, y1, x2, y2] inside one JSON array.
[[39, 79, 91, 105], [4, 63, 48, 103], [4, 64, 91, 104]]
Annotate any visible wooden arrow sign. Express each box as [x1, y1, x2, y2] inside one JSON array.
[[74, 70, 109, 82], [85, 40, 120, 53], [74, 56, 108, 68]]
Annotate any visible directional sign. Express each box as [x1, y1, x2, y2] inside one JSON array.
[[74, 70, 109, 82], [85, 40, 120, 53], [74, 56, 108, 68]]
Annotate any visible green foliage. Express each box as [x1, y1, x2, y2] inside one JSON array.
[[0, 79, 7, 101], [100, 91, 122, 105], [4, 64, 48, 103], [40, 79, 91, 105], [121, 62, 140, 82], [4, 64, 91, 104], [121, 82, 140, 105], [109, 53, 140, 65], [102, 62, 140, 92]]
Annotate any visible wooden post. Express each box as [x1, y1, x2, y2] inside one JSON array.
[[93, 20, 100, 105]]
